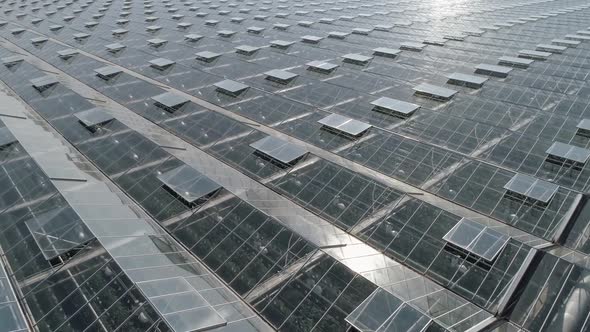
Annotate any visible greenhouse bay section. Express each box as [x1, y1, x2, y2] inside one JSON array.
[[1, 0, 590, 331]]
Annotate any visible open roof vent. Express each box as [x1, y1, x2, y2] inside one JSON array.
[[264, 69, 298, 84], [318, 113, 371, 137], [151, 92, 190, 112], [30, 76, 59, 92], [74, 108, 115, 132], [545, 141, 590, 170], [250, 136, 308, 166], [158, 165, 222, 207], [443, 218, 510, 262], [214, 80, 249, 97], [370, 97, 419, 118], [503, 173, 559, 206]]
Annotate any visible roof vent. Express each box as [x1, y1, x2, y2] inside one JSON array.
[[298, 21, 314, 27], [302, 35, 323, 44], [552, 39, 580, 48], [184, 34, 203, 42], [373, 47, 400, 58], [443, 218, 510, 261], [217, 30, 236, 37], [400, 42, 426, 52], [273, 23, 290, 30], [447, 73, 488, 89], [30, 76, 59, 91], [270, 40, 294, 49], [151, 92, 190, 112], [247, 26, 265, 34], [0, 127, 17, 147], [518, 49, 551, 60], [423, 37, 446, 46], [545, 141, 590, 169], [94, 66, 122, 80], [111, 28, 128, 36], [24, 207, 94, 262], [75, 108, 115, 132], [576, 119, 590, 138], [503, 173, 559, 206], [1, 55, 23, 67], [352, 28, 372, 35], [149, 58, 175, 70], [31, 36, 48, 44], [158, 165, 222, 207], [318, 113, 371, 137], [342, 53, 373, 65], [536, 44, 566, 54], [235, 45, 259, 55], [105, 43, 126, 52], [195, 51, 221, 62], [413, 83, 457, 101], [73, 33, 90, 40], [214, 80, 249, 96], [264, 69, 298, 84], [57, 49, 79, 59], [307, 61, 338, 74], [498, 56, 533, 68], [147, 38, 167, 47], [328, 31, 349, 39], [474, 64, 512, 78], [370, 97, 419, 118], [250, 136, 308, 166]]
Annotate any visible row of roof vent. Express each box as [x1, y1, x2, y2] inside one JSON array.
[[81, 65, 590, 210], [72, 102, 309, 174]]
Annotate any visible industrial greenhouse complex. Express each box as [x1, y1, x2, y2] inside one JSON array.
[[0, 0, 589, 331]]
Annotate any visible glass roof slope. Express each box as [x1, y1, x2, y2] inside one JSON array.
[[0, 247, 28, 332], [0, 91, 267, 332]]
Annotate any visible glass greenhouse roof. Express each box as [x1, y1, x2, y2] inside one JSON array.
[[0, 0, 590, 331]]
